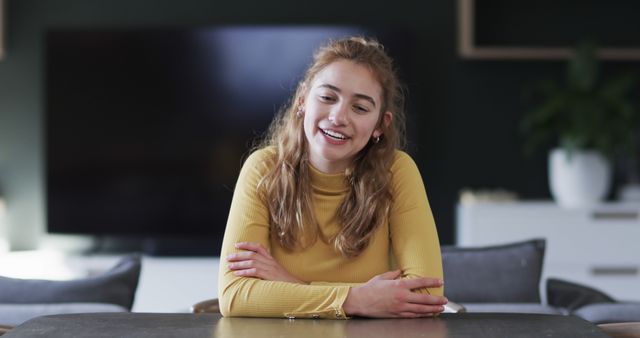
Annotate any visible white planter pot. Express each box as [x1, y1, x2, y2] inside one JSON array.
[[549, 148, 612, 208]]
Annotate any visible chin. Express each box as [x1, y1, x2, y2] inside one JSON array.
[[318, 150, 347, 161], [310, 145, 344, 160]]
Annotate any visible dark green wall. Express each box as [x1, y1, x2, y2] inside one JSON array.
[[0, 0, 638, 249]]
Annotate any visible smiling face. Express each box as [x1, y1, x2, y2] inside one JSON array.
[[301, 59, 389, 174]]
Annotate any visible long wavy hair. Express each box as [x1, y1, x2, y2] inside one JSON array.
[[257, 36, 406, 257]]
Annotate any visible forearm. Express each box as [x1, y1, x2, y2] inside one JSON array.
[[310, 281, 363, 287], [219, 276, 351, 319], [389, 152, 444, 297]]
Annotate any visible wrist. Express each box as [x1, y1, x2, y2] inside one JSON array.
[[289, 275, 307, 284], [343, 286, 362, 316]]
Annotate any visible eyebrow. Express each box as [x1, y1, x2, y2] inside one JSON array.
[[318, 83, 377, 107]]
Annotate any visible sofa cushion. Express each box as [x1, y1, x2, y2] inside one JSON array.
[[0, 303, 127, 326], [546, 278, 615, 311], [441, 239, 545, 303], [573, 302, 640, 324], [0, 254, 141, 310]]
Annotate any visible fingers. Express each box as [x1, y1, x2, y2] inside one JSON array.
[[227, 250, 271, 273], [232, 267, 259, 277], [402, 303, 445, 314], [397, 311, 439, 318], [227, 250, 266, 262], [372, 270, 402, 281], [397, 312, 424, 318], [392, 300, 445, 318], [227, 243, 271, 276], [226, 242, 303, 284], [227, 242, 270, 263], [405, 292, 448, 306], [399, 277, 444, 290], [228, 259, 259, 270], [228, 257, 268, 278], [234, 242, 271, 257]]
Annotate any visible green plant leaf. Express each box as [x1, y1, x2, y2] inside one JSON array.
[[568, 40, 598, 91], [521, 39, 638, 159]]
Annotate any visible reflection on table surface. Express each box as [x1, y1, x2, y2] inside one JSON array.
[[215, 313, 606, 338], [217, 316, 447, 338], [4, 313, 608, 338]]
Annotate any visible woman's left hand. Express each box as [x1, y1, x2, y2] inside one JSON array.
[[227, 242, 306, 284]]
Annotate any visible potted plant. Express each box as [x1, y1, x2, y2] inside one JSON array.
[[521, 40, 637, 208]]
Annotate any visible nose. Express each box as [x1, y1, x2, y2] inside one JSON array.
[[328, 103, 349, 126]]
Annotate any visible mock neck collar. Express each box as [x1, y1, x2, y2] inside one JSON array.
[[308, 163, 348, 193]]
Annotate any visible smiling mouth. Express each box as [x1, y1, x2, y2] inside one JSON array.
[[320, 128, 349, 140]]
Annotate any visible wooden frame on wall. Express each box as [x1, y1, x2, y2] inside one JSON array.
[[457, 0, 640, 60]]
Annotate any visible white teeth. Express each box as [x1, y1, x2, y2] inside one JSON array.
[[322, 129, 347, 140]]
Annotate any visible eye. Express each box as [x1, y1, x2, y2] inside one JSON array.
[[353, 105, 370, 113], [318, 95, 336, 103]]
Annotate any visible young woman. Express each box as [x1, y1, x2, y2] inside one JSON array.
[[218, 36, 447, 319]]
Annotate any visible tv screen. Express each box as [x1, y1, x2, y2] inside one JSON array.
[[45, 26, 417, 255]]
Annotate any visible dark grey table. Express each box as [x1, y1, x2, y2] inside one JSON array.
[[3, 312, 609, 338]]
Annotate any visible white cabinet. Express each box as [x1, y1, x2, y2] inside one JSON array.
[[131, 256, 220, 312], [0, 198, 7, 252], [456, 201, 640, 301]]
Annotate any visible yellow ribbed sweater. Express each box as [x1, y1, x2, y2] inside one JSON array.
[[218, 147, 443, 319]]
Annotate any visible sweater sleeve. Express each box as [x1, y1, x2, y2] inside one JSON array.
[[388, 152, 444, 296], [218, 149, 351, 319]]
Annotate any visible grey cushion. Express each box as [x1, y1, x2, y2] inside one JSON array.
[[0, 303, 127, 326], [462, 303, 566, 315], [442, 239, 545, 303], [547, 278, 615, 311], [573, 302, 640, 324], [0, 254, 141, 310]]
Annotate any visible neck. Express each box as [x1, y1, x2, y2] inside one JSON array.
[[309, 158, 349, 174]]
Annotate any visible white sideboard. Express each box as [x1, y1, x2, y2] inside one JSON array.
[[0, 198, 7, 252], [456, 201, 640, 301], [0, 251, 220, 312]]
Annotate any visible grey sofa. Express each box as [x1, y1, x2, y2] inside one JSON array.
[[0, 254, 141, 327], [442, 239, 640, 324]]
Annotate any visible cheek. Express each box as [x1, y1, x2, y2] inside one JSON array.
[[357, 117, 380, 136], [302, 115, 315, 139]]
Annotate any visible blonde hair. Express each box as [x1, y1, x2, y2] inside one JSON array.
[[257, 36, 406, 257]]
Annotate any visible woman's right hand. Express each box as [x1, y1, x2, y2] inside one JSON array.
[[342, 270, 447, 318]]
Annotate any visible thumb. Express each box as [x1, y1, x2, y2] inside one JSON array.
[[374, 270, 402, 281]]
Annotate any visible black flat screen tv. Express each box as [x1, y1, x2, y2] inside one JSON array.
[[45, 26, 417, 255]]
